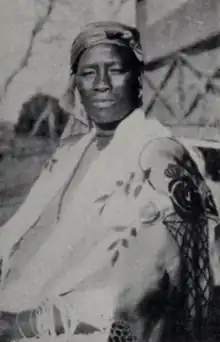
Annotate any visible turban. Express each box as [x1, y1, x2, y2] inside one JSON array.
[[60, 22, 143, 140], [70, 21, 143, 74]]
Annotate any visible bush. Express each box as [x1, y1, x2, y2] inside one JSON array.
[[15, 92, 69, 139]]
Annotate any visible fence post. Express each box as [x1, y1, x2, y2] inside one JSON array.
[[136, 0, 147, 52], [136, 0, 149, 111]]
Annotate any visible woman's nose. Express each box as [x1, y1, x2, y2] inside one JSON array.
[[93, 68, 111, 92]]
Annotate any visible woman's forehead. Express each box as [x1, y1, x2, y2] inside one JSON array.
[[77, 44, 128, 68]]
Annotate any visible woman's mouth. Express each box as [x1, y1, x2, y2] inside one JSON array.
[[92, 99, 115, 109]]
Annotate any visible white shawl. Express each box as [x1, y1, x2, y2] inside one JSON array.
[[0, 109, 210, 341]]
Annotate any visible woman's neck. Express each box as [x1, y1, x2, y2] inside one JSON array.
[[94, 119, 122, 132], [93, 119, 121, 151], [95, 126, 115, 150], [93, 109, 137, 150]]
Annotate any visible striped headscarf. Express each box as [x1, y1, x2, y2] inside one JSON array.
[[70, 21, 143, 74], [59, 21, 143, 140]]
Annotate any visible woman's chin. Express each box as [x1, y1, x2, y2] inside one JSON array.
[[89, 111, 132, 127]]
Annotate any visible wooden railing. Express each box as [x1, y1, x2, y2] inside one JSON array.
[[144, 51, 220, 126], [136, 0, 220, 140]]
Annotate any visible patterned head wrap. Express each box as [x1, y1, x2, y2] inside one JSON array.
[[60, 22, 143, 141], [70, 21, 143, 74]]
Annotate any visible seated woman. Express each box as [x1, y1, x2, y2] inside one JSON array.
[[0, 22, 219, 342]]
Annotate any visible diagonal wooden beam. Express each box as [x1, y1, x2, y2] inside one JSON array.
[[144, 59, 178, 116], [136, 0, 147, 52], [138, 0, 220, 64]]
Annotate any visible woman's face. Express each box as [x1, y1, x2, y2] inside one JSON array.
[[75, 44, 140, 125]]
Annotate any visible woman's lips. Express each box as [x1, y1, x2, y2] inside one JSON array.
[[92, 99, 115, 109]]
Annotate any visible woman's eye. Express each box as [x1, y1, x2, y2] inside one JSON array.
[[80, 70, 95, 77], [109, 67, 125, 74]]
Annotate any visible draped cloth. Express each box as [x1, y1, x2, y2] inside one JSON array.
[[0, 109, 219, 341]]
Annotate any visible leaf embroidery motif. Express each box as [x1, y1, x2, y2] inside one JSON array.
[[10, 237, 24, 258], [95, 194, 110, 203], [130, 172, 135, 181], [112, 226, 128, 232], [99, 204, 106, 216], [121, 238, 129, 248], [48, 158, 58, 172], [44, 161, 49, 169], [124, 172, 136, 195], [111, 250, 120, 266], [134, 185, 142, 198], [4, 269, 11, 281], [143, 167, 152, 181], [107, 240, 119, 251], [124, 183, 130, 195], [130, 227, 137, 237], [116, 180, 124, 187]]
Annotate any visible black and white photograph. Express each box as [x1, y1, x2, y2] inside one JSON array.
[[0, 0, 220, 341]]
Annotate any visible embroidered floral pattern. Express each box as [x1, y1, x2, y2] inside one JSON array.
[[94, 172, 145, 266], [107, 139, 220, 341], [134, 139, 220, 340], [107, 225, 135, 267], [94, 172, 145, 216], [166, 163, 204, 220], [44, 158, 58, 172], [139, 201, 162, 227]]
